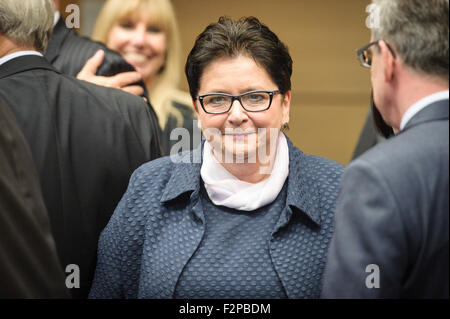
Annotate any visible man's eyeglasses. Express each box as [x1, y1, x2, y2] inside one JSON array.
[[356, 41, 396, 68], [196, 90, 281, 114]]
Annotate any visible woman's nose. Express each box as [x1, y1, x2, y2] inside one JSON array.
[[227, 99, 248, 125], [130, 26, 147, 47]]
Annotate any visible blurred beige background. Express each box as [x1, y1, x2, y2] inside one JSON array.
[[61, 0, 373, 165]]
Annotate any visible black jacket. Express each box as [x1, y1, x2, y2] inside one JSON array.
[[160, 101, 200, 156], [0, 97, 69, 298], [0, 55, 162, 298]]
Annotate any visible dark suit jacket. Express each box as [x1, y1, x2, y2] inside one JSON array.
[[0, 97, 69, 298], [321, 99, 449, 298], [0, 55, 162, 298], [159, 101, 200, 156], [351, 109, 385, 160]]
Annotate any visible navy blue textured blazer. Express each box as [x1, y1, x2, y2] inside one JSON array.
[[90, 138, 344, 298]]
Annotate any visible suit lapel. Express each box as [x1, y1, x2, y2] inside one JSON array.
[[0, 55, 59, 79], [403, 99, 449, 132]]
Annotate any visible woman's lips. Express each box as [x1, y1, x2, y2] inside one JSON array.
[[222, 128, 256, 135], [224, 133, 255, 136], [223, 131, 257, 140], [123, 52, 148, 63]]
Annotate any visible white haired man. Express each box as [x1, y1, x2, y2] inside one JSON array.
[[322, 0, 449, 298]]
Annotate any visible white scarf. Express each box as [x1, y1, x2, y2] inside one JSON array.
[[201, 133, 289, 211]]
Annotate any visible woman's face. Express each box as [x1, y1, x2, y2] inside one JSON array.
[[107, 13, 167, 84], [194, 55, 290, 162]]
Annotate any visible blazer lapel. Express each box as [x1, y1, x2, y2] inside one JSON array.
[[145, 147, 205, 298], [403, 99, 449, 132], [0, 55, 59, 79]]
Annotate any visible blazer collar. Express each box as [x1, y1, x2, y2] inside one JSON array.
[[160, 146, 203, 203], [402, 99, 449, 132], [284, 138, 322, 226], [0, 55, 59, 79], [45, 17, 71, 63], [160, 136, 323, 226]]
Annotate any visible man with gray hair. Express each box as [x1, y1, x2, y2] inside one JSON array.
[[0, 0, 161, 298], [322, 0, 448, 298]]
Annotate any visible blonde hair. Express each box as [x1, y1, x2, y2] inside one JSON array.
[[92, 0, 190, 128]]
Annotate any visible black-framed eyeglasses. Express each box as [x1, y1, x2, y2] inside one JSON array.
[[356, 40, 396, 68], [196, 90, 281, 114]]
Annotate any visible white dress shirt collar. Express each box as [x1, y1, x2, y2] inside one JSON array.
[[400, 90, 449, 130], [0, 51, 43, 68], [54, 11, 61, 27]]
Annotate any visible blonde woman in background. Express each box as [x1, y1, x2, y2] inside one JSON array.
[[92, 0, 198, 155]]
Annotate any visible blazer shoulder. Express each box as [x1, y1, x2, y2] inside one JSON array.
[[47, 73, 157, 152], [296, 149, 345, 179], [289, 145, 345, 197], [127, 155, 179, 194], [5, 66, 147, 117], [346, 141, 403, 191], [74, 34, 135, 75], [357, 120, 448, 171], [304, 154, 344, 196], [56, 30, 135, 76], [303, 152, 344, 170], [68, 75, 145, 108]]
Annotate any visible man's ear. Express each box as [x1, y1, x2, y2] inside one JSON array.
[[379, 40, 396, 83]]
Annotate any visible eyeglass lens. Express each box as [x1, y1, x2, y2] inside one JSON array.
[[359, 47, 374, 67], [203, 92, 272, 113]]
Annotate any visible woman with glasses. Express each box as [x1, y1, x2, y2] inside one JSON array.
[[89, 16, 344, 299]]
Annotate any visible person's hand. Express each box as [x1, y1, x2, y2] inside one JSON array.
[[77, 50, 144, 97]]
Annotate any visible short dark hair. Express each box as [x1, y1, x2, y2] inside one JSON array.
[[185, 16, 293, 99]]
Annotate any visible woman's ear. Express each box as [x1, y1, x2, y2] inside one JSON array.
[[281, 90, 291, 125], [192, 99, 200, 115], [191, 100, 201, 129]]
